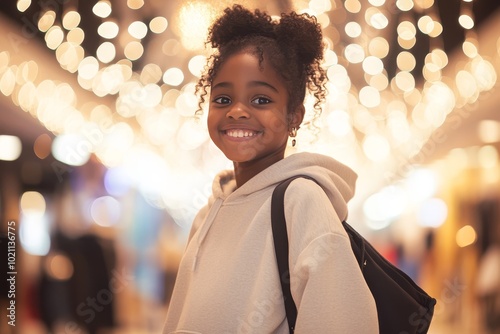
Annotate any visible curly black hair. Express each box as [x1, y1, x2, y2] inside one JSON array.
[[195, 4, 327, 121]]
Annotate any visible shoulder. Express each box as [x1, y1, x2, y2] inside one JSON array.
[[282, 177, 346, 237], [284, 177, 329, 203]]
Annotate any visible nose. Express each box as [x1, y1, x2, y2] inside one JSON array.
[[226, 102, 250, 119]]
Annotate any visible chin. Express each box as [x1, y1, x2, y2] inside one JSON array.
[[224, 153, 256, 164], [217, 142, 259, 163]]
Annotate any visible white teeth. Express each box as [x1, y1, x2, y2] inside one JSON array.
[[226, 129, 257, 138]]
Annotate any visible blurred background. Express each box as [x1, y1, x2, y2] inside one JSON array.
[[1, 0, 500, 333]]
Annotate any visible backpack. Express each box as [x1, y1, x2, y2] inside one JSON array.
[[271, 175, 437, 334]]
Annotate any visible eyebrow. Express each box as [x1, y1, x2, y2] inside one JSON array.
[[212, 80, 279, 93]]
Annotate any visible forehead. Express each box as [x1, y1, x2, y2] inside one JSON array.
[[212, 51, 285, 89]]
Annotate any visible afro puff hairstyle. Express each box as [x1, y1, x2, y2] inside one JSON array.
[[196, 4, 327, 120]]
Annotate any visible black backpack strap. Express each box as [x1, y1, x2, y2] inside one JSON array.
[[271, 175, 316, 333]]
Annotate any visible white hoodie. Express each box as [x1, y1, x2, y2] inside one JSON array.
[[163, 152, 378, 334]]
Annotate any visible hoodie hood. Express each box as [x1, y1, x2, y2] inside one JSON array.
[[213, 152, 357, 217]]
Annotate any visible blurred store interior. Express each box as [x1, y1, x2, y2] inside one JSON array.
[[1, 0, 500, 333]]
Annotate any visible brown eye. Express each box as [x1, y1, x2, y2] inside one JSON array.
[[213, 96, 231, 104], [251, 97, 271, 105]]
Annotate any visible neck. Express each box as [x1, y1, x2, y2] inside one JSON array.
[[233, 150, 285, 188]]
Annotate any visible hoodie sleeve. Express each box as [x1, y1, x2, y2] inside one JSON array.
[[284, 178, 379, 334]]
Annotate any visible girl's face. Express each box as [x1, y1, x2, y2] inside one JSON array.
[[208, 52, 296, 164]]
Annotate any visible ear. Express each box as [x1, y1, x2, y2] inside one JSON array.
[[289, 105, 305, 129]]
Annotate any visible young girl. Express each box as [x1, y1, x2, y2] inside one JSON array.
[[163, 5, 378, 333]]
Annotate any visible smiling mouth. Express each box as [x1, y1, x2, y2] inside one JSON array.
[[224, 129, 261, 138]]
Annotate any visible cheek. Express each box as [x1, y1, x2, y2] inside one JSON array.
[[265, 110, 289, 134], [207, 112, 219, 138]]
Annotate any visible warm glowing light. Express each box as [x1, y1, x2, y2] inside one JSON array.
[[20, 191, 46, 216], [397, 51, 416, 71], [428, 21, 443, 37], [396, 0, 413, 11], [62, 11, 81, 30], [345, 21, 362, 38], [456, 225, 476, 248], [429, 49, 448, 69], [368, 0, 385, 6], [368, 37, 389, 58], [462, 40, 478, 58], [326, 64, 350, 93], [188, 55, 207, 77], [18, 60, 38, 83], [150, 16, 168, 34], [364, 185, 407, 230], [369, 73, 388, 91], [459, 14, 474, 30], [124, 41, 144, 60], [140, 63, 163, 84], [471, 57, 497, 92], [0, 135, 22, 161], [405, 168, 438, 202], [98, 21, 119, 39], [323, 49, 338, 67], [175, 89, 199, 117], [17, 0, 31, 12], [56, 42, 84, 73], [363, 133, 390, 162], [309, 0, 333, 13], [366, 8, 389, 29], [387, 108, 410, 142], [344, 0, 361, 13], [163, 68, 184, 86], [398, 36, 416, 49], [418, 198, 448, 227], [94, 123, 135, 167], [67, 27, 85, 45], [395, 71, 415, 92], [418, 15, 434, 34], [415, 0, 434, 9], [96, 42, 116, 63], [38, 10, 56, 32], [78, 56, 99, 80], [478, 120, 500, 144], [359, 86, 380, 108], [127, 0, 144, 10], [424, 82, 455, 122], [93, 1, 112, 18], [478, 145, 499, 169], [326, 110, 352, 137], [362, 56, 384, 75], [177, 118, 209, 150], [52, 134, 92, 166], [344, 43, 365, 63], [456, 70, 477, 100], [398, 21, 416, 40], [177, 2, 216, 50], [128, 21, 148, 39], [45, 26, 64, 50]]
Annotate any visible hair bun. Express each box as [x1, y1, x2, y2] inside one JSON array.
[[209, 5, 276, 48], [275, 12, 324, 66]]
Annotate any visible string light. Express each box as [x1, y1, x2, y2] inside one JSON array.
[[0, 0, 497, 217]]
